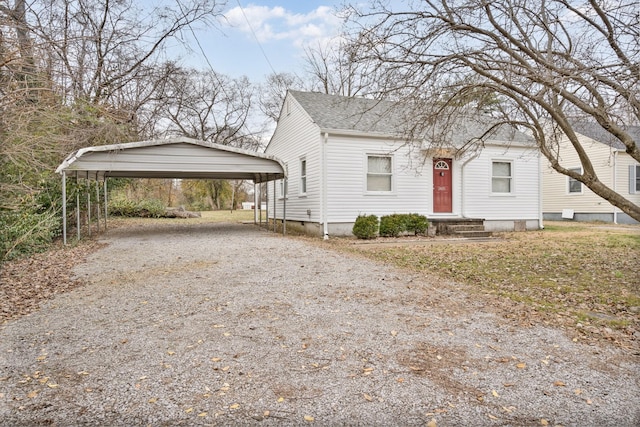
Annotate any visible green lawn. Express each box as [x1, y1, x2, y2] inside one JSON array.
[[199, 209, 257, 222]]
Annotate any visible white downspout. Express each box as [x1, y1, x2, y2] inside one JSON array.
[[322, 132, 329, 239], [538, 150, 544, 229], [613, 150, 618, 224]]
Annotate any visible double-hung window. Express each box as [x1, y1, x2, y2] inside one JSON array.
[[568, 167, 583, 194], [631, 165, 640, 194], [367, 155, 392, 192], [491, 161, 513, 194], [300, 158, 307, 195]]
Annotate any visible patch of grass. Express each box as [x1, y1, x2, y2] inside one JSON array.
[[336, 223, 640, 335], [542, 223, 590, 232], [107, 209, 257, 228], [199, 209, 256, 222]]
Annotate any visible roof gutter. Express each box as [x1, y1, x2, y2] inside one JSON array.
[[319, 127, 402, 140]]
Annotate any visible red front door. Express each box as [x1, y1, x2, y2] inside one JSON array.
[[433, 158, 452, 213]]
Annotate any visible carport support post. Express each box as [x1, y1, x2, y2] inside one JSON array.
[[95, 177, 100, 233], [258, 183, 262, 226], [76, 174, 80, 241], [283, 178, 286, 235], [253, 182, 258, 225], [103, 179, 108, 230], [273, 180, 276, 232], [86, 172, 91, 237], [62, 171, 67, 245]]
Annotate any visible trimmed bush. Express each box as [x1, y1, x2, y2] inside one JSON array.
[[379, 213, 430, 237], [379, 214, 405, 237], [406, 213, 429, 235], [352, 214, 379, 239]]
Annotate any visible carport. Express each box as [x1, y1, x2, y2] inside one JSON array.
[[55, 137, 287, 244]]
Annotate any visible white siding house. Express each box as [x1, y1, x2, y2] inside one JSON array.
[[542, 123, 640, 224], [265, 91, 543, 237]]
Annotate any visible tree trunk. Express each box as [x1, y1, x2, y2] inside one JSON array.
[[14, 0, 34, 76]]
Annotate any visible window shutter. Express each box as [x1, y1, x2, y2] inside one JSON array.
[[631, 165, 637, 194]]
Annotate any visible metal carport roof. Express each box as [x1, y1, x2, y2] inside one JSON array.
[[55, 137, 286, 182], [56, 137, 287, 243]]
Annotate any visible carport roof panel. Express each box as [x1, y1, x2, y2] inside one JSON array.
[[56, 138, 286, 182]]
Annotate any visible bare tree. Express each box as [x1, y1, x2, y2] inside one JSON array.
[[347, 0, 640, 222], [0, 0, 34, 76], [27, 0, 224, 109], [259, 72, 306, 122], [303, 39, 383, 97], [160, 68, 262, 149], [258, 41, 386, 125]]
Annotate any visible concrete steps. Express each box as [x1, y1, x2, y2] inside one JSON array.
[[430, 218, 492, 238]]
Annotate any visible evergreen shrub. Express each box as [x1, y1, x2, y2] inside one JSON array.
[[379, 213, 430, 237], [379, 214, 405, 237], [406, 213, 430, 235], [352, 214, 379, 239]]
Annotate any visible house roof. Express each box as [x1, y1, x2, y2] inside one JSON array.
[[56, 137, 286, 183], [288, 90, 532, 145], [289, 90, 405, 136], [571, 121, 640, 150]]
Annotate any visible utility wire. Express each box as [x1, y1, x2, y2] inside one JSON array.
[[236, 0, 278, 76], [176, 2, 259, 144]]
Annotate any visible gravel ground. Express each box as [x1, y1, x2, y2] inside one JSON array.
[[1, 221, 638, 426]]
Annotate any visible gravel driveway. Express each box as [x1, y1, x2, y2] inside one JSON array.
[[1, 221, 639, 426]]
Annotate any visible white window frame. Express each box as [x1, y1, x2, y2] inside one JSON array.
[[300, 157, 307, 196], [631, 164, 640, 194], [567, 167, 583, 195], [491, 159, 514, 195], [365, 153, 394, 194]]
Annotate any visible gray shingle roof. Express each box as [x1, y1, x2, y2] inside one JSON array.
[[289, 90, 404, 135], [571, 121, 639, 150], [288, 90, 532, 145]]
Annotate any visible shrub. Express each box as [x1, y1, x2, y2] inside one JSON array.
[[352, 214, 379, 239], [379, 213, 430, 237], [379, 214, 405, 237], [406, 213, 429, 235], [109, 196, 166, 218], [0, 207, 60, 263]]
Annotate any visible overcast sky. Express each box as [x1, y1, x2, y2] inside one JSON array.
[[173, 1, 347, 83]]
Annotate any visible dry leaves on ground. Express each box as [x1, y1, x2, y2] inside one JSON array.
[[0, 240, 103, 323]]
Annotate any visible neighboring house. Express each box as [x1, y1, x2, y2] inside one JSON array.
[[264, 90, 543, 237], [542, 123, 640, 224]]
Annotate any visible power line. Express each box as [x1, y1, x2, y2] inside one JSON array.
[[236, 0, 278, 76], [175, 2, 260, 144]]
